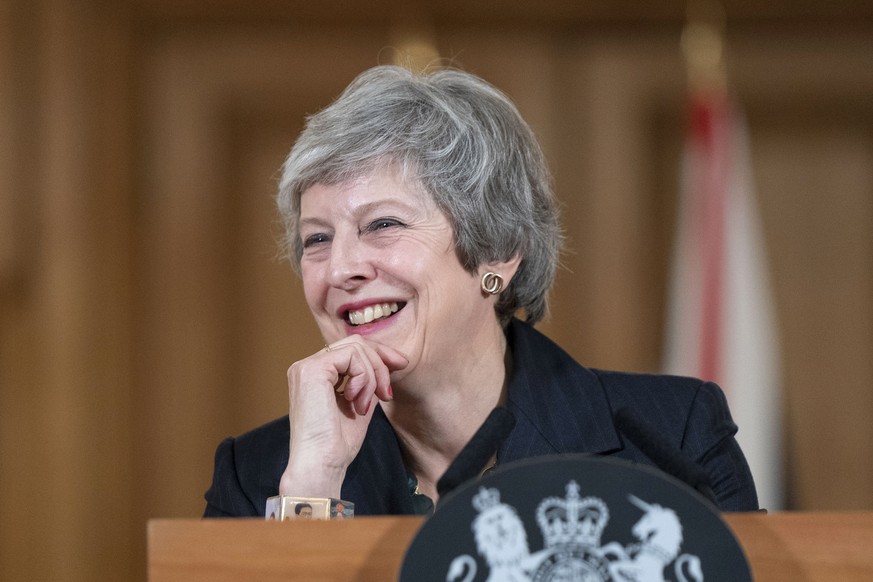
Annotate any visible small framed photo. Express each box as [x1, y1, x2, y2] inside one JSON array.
[[265, 496, 354, 520]]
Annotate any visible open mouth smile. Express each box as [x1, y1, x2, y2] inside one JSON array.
[[346, 302, 404, 326]]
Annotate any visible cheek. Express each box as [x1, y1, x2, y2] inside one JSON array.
[[300, 267, 326, 310]]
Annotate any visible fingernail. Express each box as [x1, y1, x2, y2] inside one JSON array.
[[388, 384, 394, 399], [364, 399, 372, 414]]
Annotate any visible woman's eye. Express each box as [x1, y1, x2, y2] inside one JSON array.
[[302, 233, 330, 248], [365, 218, 404, 232]]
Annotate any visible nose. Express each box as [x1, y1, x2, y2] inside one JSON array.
[[325, 230, 375, 289]]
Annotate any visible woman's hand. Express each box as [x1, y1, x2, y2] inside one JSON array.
[[278, 335, 408, 499]]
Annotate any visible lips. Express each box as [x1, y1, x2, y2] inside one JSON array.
[[346, 302, 402, 326]]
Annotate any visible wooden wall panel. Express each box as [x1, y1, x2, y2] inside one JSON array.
[[755, 122, 873, 509], [0, 2, 16, 281], [1, 1, 136, 580], [733, 33, 873, 510], [3, 3, 873, 581], [553, 34, 685, 372], [0, 7, 41, 580], [224, 113, 315, 435], [35, 0, 137, 579]]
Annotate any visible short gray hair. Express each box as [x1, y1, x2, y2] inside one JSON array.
[[277, 65, 562, 324]]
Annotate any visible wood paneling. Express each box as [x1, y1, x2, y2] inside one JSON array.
[[2, 2, 873, 580], [1, 1, 136, 580], [756, 121, 873, 509], [129, 0, 873, 25]]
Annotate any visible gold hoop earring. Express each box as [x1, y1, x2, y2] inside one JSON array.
[[480, 272, 504, 295]]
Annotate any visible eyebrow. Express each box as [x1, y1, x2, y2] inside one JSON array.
[[299, 216, 331, 229], [299, 198, 421, 228]]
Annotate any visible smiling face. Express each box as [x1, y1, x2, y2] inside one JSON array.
[[299, 166, 508, 384]]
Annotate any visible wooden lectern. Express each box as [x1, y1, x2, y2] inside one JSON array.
[[148, 513, 873, 581]]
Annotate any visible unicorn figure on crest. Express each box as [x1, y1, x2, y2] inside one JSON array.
[[602, 495, 703, 582]]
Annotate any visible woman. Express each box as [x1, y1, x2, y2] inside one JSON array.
[[203, 65, 758, 517]]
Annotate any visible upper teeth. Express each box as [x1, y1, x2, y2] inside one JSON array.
[[348, 302, 399, 326]]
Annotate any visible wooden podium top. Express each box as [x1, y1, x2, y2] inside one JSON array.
[[148, 512, 873, 581]]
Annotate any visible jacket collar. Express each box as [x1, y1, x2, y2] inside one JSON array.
[[345, 318, 623, 513], [500, 318, 622, 462]]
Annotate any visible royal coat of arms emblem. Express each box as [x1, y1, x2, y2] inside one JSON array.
[[399, 455, 750, 582], [448, 481, 703, 582]]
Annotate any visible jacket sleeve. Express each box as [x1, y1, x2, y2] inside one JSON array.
[[203, 437, 259, 518], [682, 381, 760, 512]]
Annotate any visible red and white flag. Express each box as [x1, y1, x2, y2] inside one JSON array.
[[663, 90, 784, 509]]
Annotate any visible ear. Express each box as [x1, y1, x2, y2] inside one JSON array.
[[480, 254, 522, 287]]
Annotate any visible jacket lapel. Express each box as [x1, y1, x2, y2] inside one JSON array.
[[500, 319, 622, 463], [342, 405, 416, 515], [344, 319, 623, 513]]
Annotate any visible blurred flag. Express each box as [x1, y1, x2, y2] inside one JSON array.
[[663, 89, 784, 510]]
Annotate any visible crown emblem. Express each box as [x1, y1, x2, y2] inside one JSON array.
[[472, 487, 502, 513], [535, 480, 609, 548]]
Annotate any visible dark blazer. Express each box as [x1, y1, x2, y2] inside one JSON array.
[[203, 319, 758, 517]]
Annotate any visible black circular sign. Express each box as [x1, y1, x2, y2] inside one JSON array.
[[400, 455, 751, 582]]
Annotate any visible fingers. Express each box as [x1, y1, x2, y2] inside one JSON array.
[[322, 337, 408, 415], [369, 342, 410, 372], [283, 337, 406, 487], [331, 343, 378, 415]]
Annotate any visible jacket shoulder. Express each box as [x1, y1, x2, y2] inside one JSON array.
[[203, 416, 289, 518], [591, 369, 736, 449], [592, 369, 707, 406]]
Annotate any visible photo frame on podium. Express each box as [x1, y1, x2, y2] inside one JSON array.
[[264, 496, 354, 521]]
